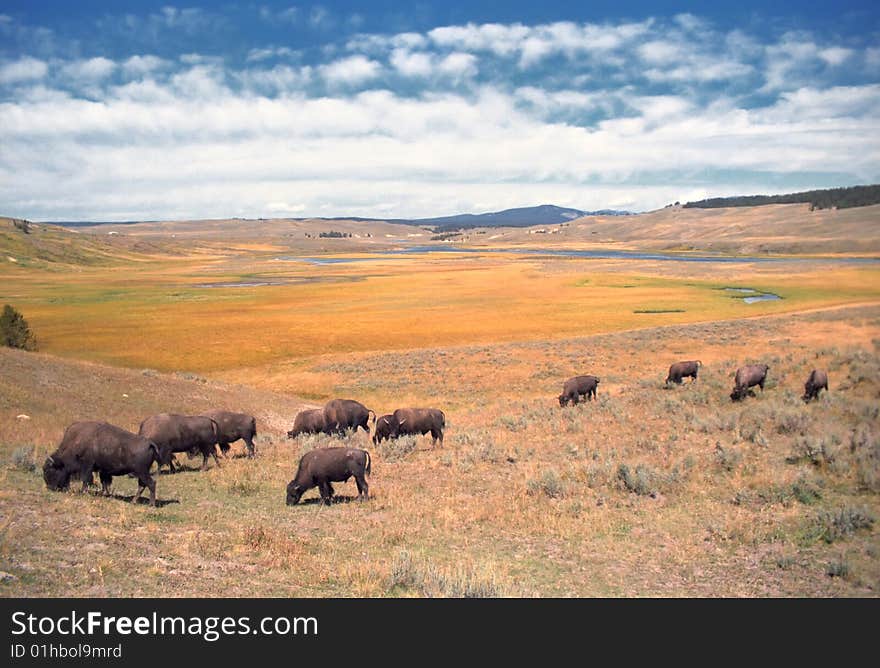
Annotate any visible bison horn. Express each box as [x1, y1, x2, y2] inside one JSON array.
[[46, 456, 55, 465], [399, 418, 406, 425]]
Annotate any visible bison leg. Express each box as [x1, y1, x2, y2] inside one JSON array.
[[99, 472, 113, 496], [80, 464, 95, 493], [318, 481, 333, 505], [244, 436, 255, 458], [354, 474, 369, 501], [132, 474, 157, 506]]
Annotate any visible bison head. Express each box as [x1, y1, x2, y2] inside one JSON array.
[[286, 429, 296, 439], [42, 456, 71, 491], [286, 481, 304, 506], [558, 394, 568, 407]]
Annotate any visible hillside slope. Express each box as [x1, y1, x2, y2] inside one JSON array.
[[0, 346, 310, 453], [451, 203, 880, 255]]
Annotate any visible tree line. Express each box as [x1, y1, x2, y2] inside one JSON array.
[[683, 184, 880, 211]]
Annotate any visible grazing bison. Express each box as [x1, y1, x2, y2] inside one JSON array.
[[558, 375, 600, 406], [666, 360, 702, 385], [287, 408, 327, 439], [730, 364, 770, 401], [138, 413, 220, 472], [372, 414, 397, 445], [43, 421, 162, 506], [286, 447, 371, 506], [391, 407, 446, 447], [202, 410, 257, 458], [803, 369, 829, 403], [323, 399, 375, 436]]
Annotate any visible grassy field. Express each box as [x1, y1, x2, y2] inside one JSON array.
[[1, 214, 878, 597]]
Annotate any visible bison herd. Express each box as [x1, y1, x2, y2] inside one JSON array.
[[43, 410, 257, 507], [559, 361, 827, 406], [42, 359, 829, 508]]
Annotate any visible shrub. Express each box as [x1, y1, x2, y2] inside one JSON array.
[[714, 443, 741, 472], [527, 469, 566, 499], [0, 304, 37, 351], [826, 556, 850, 578], [375, 435, 418, 462], [811, 506, 874, 544], [851, 424, 880, 493], [387, 550, 505, 597], [786, 436, 835, 467], [617, 463, 658, 497], [10, 446, 36, 472]]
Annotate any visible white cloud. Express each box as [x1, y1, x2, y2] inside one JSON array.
[[1, 17, 877, 220], [818, 47, 853, 67], [122, 55, 168, 76], [0, 57, 48, 84], [319, 55, 381, 85], [390, 49, 433, 77], [60, 57, 116, 81], [246, 47, 298, 62], [237, 65, 312, 93], [437, 52, 477, 79], [638, 40, 683, 64], [428, 20, 652, 68]]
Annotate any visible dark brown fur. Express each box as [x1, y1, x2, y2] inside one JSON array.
[[202, 410, 257, 457], [730, 364, 769, 401], [391, 407, 446, 446], [43, 421, 161, 506], [286, 447, 371, 505], [287, 408, 327, 439], [803, 369, 829, 402], [323, 399, 375, 436], [666, 360, 702, 385], [138, 413, 220, 472], [558, 375, 600, 406], [372, 414, 397, 445]]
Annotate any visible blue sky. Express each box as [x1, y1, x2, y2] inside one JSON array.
[[1, 2, 878, 220]]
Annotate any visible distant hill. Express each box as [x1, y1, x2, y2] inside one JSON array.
[[684, 184, 880, 211], [46, 205, 633, 230], [406, 204, 631, 231]]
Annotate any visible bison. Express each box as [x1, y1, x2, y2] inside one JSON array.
[[43, 421, 162, 506], [372, 414, 397, 445], [803, 369, 829, 403], [202, 410, 257, 458], [287, 408, 327, 439], [138, 413, 220, 472], [286, 447, 371, 506], [558, 375, 600, 406], [666, 360, 702, 385], [730, 364, 770, 401], [391, 407, 446, 447], [323, 398, 375, 436]]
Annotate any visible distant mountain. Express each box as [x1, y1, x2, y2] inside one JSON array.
[[404, 204, 631, 230]]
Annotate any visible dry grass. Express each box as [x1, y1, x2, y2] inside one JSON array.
[[1, 212, 878, 597], [1, 304, 878, 597]]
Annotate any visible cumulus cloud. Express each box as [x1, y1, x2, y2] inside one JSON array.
[[318, 55, 381, 85], [390, 49, 433, 77], [0, 14, 877, 220], [60, 57, 116, 81], [0, 57, 48, 84], [122, 55, 168, 77]]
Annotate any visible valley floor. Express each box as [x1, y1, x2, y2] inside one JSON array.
[[1, 303, 878, 597]]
